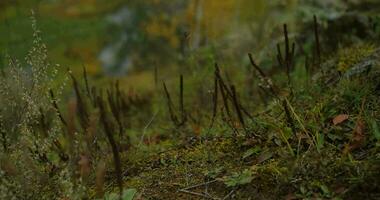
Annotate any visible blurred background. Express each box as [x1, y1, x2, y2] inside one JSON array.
[[0, 0, 379, 90]]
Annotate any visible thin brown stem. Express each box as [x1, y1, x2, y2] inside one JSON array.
[[179, 74, 186, 124], [97, 96, 123, 199], [314, 15, 321, 67], [231, 85, 246, 133], [69, 72, 88, 128], [209, 69, 219, 130], [163, 81, 179, 126], [82, 66, 91, 100]]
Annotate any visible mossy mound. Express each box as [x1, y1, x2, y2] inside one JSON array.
[[337, 44, 375, 73], [112, 46, 380, 199]]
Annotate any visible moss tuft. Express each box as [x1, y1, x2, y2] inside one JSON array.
[[337, 44, 375, 72]]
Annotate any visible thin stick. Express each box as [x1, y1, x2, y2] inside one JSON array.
[[313, 15, 321, 67], [219, 77, 231, 118], [215, 64, 254, 122], [154, 65, 158, 88], [178, 189, 217, 199], [283, 24, 292, 86], [107, 88, 123, 139], [284, 24, 290, 71], [69, 71, 88, 128], [209, 66, 219, 130], [140, 110, 159, 145], [180, 180, 218, 190], [179, 74, 186, 124], [248, 53, 267, 78], [163, 81, 179, 126], [231, 85, 246, 131], [215, 64, 231, 118], [97, 96, 123, 199], [223, 189, 235, 200], [248, 53, 278, 98], [82, 66, 91, 99]]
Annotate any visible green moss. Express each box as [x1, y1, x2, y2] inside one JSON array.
[[337, 44, 375, 72]]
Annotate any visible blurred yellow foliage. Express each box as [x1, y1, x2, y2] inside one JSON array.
[[188, 0, 236, 39], [144, 14, 180, 48], [142, 0, 278, 49]]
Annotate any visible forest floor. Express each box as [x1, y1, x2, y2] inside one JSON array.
[[1, 2, 380, 200], [100, 43, 380, 199]]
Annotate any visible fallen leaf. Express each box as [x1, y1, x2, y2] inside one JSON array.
[[333, 114, 349, 125], [353, 120, 365, 137], [350, 120, 366, 150], [256, 151, 273, 164], [242, 138, 260, 146], [285, 193, 297, 200], [334, 186, 347, 194], [343, 119, 366, 154]]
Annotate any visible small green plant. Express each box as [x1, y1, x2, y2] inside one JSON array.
[[242, 146, 261, 159], [203, 166, 224, 179], [370, 119, 380, 141], [223, 169, 254, 187], [101, 188, 137, 200]]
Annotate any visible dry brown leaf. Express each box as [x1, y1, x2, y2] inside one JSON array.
[[350, 120, 366, 150], [332, 114, 349, 125], [343, 119, 366, 154], [353, 120, 365, 137], [256, 151, 273, 164], [285, 193, 297, 200], [242, 138, 260, 146], [334, 186, 347, 194]]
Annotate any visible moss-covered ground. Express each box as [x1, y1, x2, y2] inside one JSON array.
[[100, 45, 380, 199]]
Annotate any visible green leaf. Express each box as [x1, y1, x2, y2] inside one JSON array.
[[283, 127, 293, 139], [316, 132, 325, 151], [223, 169, 254, 187], [47, 152, 60, 165], [105, 193, 118, 200], [103, 188, 137, 200], [204, 166, 223, 178], [371, 120, 380, 140], [242, 146, 261, 159], [320, 184, 330, 195], [300, 185, 307, 194], [122, 188, 137, 200]]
